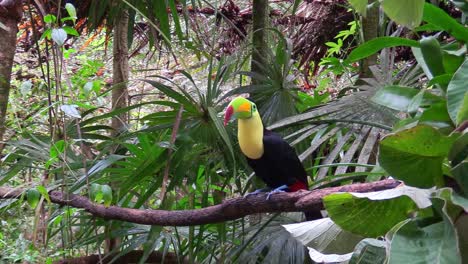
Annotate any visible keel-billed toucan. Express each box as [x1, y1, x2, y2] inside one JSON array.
[[224, 97, 313, 204]]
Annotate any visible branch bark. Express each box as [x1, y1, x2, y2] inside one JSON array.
[[0, 179, 400, 226]]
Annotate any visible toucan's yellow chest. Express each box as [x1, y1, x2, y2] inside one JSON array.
[[238, 111, 264, 159]]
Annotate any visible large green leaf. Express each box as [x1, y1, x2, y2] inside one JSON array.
[[449, 132, 468, 166], [453, 161, 468, 196], [419, 102, 452, 128], [419, 36, 445, 78], [346, 37, 420, 63], [423, 3, 468, 42], [283, 218, 364, 263], [323, 186, 432, 237], [372, 85, 442, 112], [372, 85, 417, 111], [381, 0, 424, 29], [379, 125, 458, 187], [389, 220, 460, 264], [349, 239, 387, 264], [456, 213, 468, 264], [389, 193, 462, 264], [447, 59, 468, 125]]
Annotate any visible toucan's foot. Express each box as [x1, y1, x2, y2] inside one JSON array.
[[244, 187, 271, 198], [266, 185, 288, 200]]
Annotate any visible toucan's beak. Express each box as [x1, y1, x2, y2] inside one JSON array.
[[224, 105, 234, 126]]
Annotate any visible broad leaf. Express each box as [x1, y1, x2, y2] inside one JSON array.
[[349, 239, 387, 264], [389, 192, 461, 264], [379, 125, 458, 187], [381, 0, 424, 29], [419, 36, 445, 77], [449, 132, 468, 166], [419, 102, 452, 128], [423, 3, 468, 42], [323, 186, 426, 237], [346, 37, 419, 63], [372, 85, 441, 112], [283, 218, 364, 263], [65, 3, 77, 22], [447, 59, 468, 125], [389, 220, 460, 264], [26, 189, 40, 209], [453, 161, 468, 196], [154, 0, 170, 42]]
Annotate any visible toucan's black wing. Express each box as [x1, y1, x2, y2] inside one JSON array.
[[261, 129, 308, 185]]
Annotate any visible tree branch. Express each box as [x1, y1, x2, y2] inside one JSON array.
[[0, 179, 400, 226]]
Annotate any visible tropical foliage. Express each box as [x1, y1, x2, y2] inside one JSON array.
[[0, 0, 466, 263]]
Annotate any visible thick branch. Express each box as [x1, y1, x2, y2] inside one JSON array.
[[0, 179, 400, 226]]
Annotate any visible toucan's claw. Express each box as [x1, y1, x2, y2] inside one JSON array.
[[266, 185, 288, 200], [244, 187, 271, 198]]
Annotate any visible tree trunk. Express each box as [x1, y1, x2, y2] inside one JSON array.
[[111, 9, 129, 135], [0, 0, 23, 153], [250, 0, 269, 81], [107, 7, 130, 253], [359, 0, 379, 78], [249, 0, 270, 224]]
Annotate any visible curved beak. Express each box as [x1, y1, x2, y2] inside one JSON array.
[[224, 105, 234, 126]]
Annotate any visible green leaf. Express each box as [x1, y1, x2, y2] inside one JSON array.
[[419, 102, 452, 128], [408, 89, 425, 115], [349, 239, 387, 264], [283, 218, 364, 263], [65, 3, 77, 22], [50, 140, 65, 160], [207, 107, 235, 164], [412, 47, 434, 79], [144, 80, 197, 113], [26, 189, 40, 209], [44, 14, 57, 24], [348, 0, 368, 16], [453, 161, 468, 196], [36, 185, 50, 204], [379, 125, 458, 188], [90, 183, 101, 203], [389, 220, 461, 263], [51, 28, 67, 46], [449, 133, 468, 166], [381, 0, 424, 29], [167, 0, 183, 41], [419, 36, 445, 77], [423, 3, 468, 42], [389, 193, 461, 264], [323, 186, 424, 237], [62, 26, 79, 36], [442, 52, 465, 75], [346, 37, 420, 63], [428, 73, 453, 87], [100, 184, 113, 207], [455, 213, 468, 263], [447, 59, 468, 125], [154, 0, 171, 42], [372, 86, 417, 111], [372, 85, 441, 112]]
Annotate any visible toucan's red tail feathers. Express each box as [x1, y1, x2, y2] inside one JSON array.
[[288, 181, 308, 192]]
